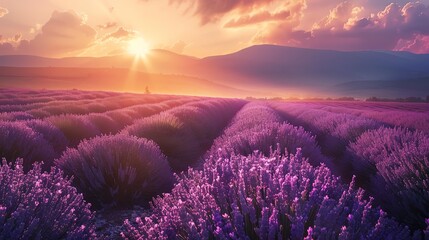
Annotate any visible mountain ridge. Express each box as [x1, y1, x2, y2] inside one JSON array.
[[1, 45, 429, 98]]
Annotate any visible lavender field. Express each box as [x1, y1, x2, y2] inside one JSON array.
[[1, 88, 428, 239]]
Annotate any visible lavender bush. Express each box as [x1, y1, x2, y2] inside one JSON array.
[[0, 121, 56, 170], [123, 99, 245, 171], [47, 115, 101, 147], [24, 119, 69, 156], [220, 102, 283, 135], [211, 122, 328, 166], [123, 113, 199, 171], [56, 134, 174, 209], [272, 103, 383, 179], [272, 103, 382, 154], [84, 114, 122, 134], [347, 127, 429, 229], [208, 103, 331, 169], [0, 111, 34, 121], [0, 159, 95, 239], [122, 150, 411, 239]]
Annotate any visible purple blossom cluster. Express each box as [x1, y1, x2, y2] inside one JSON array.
[[347, 127, 429, 229], [122, 150, 412, 239], [56, 134, 173, 209], [208, 103, 331, 168], [123, 99, 246, 171], [0, 159, 95, 239]]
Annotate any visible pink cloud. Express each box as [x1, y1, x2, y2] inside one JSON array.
[[0, 11, 96, 56], [255, 1, 429, 53], [0, 6, 8, 18], [170, 0, 277, 24], [395, 34, 429, 53], [98, 22, 117, 29], [102, 27, 135, 41], [224, 9, 290, 28]]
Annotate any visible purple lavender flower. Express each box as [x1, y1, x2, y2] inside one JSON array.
[[0, 159, 95, 239], [122, 150, 411, 239]]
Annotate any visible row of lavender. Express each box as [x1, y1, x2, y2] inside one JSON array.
[[1, 89, 428, 238], [307, 101, 429, 133], [271, 102, 429, 230], [0, 89, 189, 120], [57, 98, 246, 208], [1, 89, 247, 238], [122, 103, 422, 239], [1, 96, 199, 171], [0, 89, 193, 238]]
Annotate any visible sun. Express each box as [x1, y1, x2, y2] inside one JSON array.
[[127, 38, 150, 58]]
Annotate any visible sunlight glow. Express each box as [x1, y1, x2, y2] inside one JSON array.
[[127, 38, 150, 58]]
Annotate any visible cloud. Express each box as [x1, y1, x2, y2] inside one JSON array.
[[395, 34, 429, 53], [170, 0, 277, 24], [0, 11, 97, 56], [102, 27, 135, 40], [29, 24, 42, 34], [313, 1, 364, 31], [0, 6, 8, 17], [23, 11, 97, 56], [255, 1, 429, 53], [252, 0, 307, 42], [98, 22, 117, 29], [224, 9, 290, 28]]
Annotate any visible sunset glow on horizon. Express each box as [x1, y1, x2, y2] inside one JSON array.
[[127, 37, 150, 58], [1, 0, 429, 58]]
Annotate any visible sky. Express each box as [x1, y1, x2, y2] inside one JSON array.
[[0, 0, 428, 58]]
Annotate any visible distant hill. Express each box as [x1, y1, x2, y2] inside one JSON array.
[[1, 45, 429, 98], [0, 50, 197, 72], [197, 45, 429, 97]]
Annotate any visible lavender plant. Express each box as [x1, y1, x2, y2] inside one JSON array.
[[123, 99, 245, 171], [0, 121, 56, 170], [122, 150, 411, 239], [123, 113, 199, 171], [0, 111, 34, 121], [56, 134, 174, 209], [0, 159, 95, 239], [208, 103, 331, 168], [47, 114, 101, 147], [211, 122, 327, 166], [272, 103, 382, 154], [24, 119, 69, 156], [84, 113, 122, 134], [347, 127, 429, 229]]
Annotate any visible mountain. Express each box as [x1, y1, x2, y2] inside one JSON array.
[[196, 45, 429, 97], [0, 50, 197, 71], [1, 45, 429, 98]]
